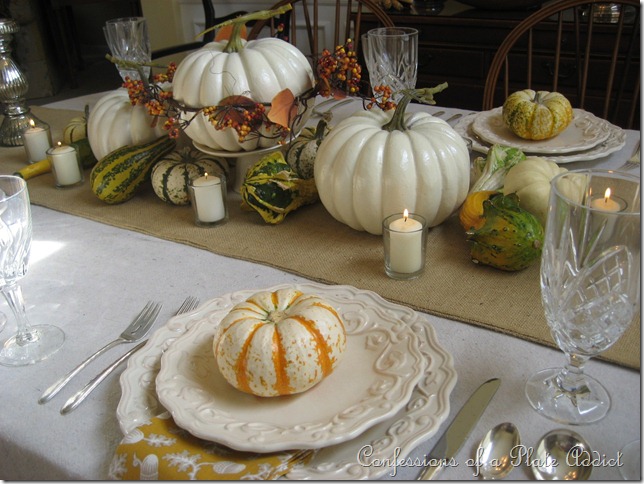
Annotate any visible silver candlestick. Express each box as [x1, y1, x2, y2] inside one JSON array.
[[0, 18, 46, 146]]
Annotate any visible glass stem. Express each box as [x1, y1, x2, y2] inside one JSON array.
[[2, 282, 37, 346], [556, 353, 591, 394]]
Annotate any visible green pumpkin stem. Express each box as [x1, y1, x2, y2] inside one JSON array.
[[382, 82, 449, 132], [194, 5, 293, 53]]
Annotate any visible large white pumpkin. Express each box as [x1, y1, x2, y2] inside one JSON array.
[[213, 288, 346, 397], [171, 38, 315, 152], [88, 88, 165, 160], [315, 109, 471, 234]]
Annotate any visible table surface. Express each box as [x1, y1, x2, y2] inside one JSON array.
[[0, 92, 640, 480]]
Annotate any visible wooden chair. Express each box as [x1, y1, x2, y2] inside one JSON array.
[[151, 0, 247, 59], [482, 0, 640, 129], [246, 0, 394, 66]]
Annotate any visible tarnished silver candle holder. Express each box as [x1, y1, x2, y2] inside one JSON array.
[[0, 18, 47, 146]]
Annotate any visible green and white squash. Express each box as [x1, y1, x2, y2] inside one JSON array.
[[90, 136, 176, 204], [315, 86, 470, 235], [285, 119, 330, 179], [151, 147, 229, 205], [63, 105, 89, 144]]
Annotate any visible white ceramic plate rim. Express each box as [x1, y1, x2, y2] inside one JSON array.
[[117, 282, 457, 479], [455, 113, 626, 163], [155, 286, 426, 452], [471, 107, 612, 154]]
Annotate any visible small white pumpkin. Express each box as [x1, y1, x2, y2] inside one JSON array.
[[88, 88, 166, 160], [171, 34, 315, 152], [151, 147, 229, 205], [213, 288, 346, 397], [315, 107, 470, 235], [502, 156, 568, 226]]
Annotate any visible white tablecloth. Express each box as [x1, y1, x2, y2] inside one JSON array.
[[0, 92, 640, 480]]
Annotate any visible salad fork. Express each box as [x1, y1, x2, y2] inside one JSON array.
[[618, 142, 640, 171], [59, 296, 199, 415], [38, 301, 162, 404]]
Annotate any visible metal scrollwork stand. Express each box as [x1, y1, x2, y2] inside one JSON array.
[[0, 18, 47, 146]]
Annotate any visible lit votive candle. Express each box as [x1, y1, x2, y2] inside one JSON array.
[[383, 210, 427, 280], [47, 142, 83, 187], [189, 173, 228, 226], [589, 187, 626, 240], [23, 119, 52, 164]]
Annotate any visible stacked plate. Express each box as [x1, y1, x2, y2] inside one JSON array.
[[116, 282, 457, 480], [454, 107, 626, 163]]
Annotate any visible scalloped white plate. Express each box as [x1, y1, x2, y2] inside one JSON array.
[[117, 283, 457, 479], [471, 107, 613, 154], [455, 112, 626, 163], [154, 285, 426, 453]]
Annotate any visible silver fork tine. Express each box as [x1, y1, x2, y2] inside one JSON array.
[[39, 301, 161, 404], [59, 297, 198, 415]]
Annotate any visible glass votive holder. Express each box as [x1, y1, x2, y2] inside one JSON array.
[[47, 143, 83, 188], [188, 172, 228, 227], [23, 120, 52, 164], [383, 212, 427, 280]]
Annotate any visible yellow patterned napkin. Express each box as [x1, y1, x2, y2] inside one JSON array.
[[109, 413, 313, 480]]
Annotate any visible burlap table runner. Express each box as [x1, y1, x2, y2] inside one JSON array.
[[2, 106, 638, 369]]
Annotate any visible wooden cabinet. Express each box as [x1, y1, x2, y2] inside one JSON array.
[[359, 1, 639, 128]]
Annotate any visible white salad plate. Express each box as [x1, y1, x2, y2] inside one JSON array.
[[471, 107, 613, 154], [155, 285, 426, 453], [117, 282, 457, 480], [455, 112, 626, 164]]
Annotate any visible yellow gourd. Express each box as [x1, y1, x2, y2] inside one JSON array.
[[502, 90, 573, 140], [459, 190, 498, 230]]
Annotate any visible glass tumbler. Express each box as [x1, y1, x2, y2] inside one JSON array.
[[103, 17, 151, 81]]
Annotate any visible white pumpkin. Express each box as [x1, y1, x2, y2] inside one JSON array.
[[213, 288, 346, 397], [88, 88, 165, 160], [502, 156, 568, 227], [171, 38, 315, 152], [314, 109, 471, 235]]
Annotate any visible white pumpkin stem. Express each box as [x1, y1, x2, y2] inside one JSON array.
[[196, 5, 293, 53], [383, 83, 449, 132]]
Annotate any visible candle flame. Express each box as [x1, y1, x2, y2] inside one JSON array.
[[204, 172, 209, 179], [57, 141, 62, 147], [604, 188, 612, 203], [403, 209, 409, 221], [28, 119, 35, 128]]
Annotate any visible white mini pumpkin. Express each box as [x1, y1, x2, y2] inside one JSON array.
[[315, 109, 471, 235], [171, 37, 315, 152], [213, 288, 346, 397], [88, 88, 166, 160]]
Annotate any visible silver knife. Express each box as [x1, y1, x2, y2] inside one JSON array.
[[418, 378, 501, 480]]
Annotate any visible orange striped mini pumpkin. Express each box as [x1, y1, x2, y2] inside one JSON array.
[[213, 288, 346, 397]]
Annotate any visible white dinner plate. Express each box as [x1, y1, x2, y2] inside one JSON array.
[[471, 107, 613, 154], [155, 286, 426, 453], [455, 113, 626, 164], [117, 282, 457, 479]]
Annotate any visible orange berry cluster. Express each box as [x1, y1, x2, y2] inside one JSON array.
[[316, 40, 361, 97], [366, 85, 396, 111], [203, 103, 271, 143]]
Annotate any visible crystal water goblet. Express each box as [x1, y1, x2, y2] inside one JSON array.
[[361, 27, 418, 100], [103, 17, 151, 81], [0, 175, 65, 366], [525, 170, 640, 424]]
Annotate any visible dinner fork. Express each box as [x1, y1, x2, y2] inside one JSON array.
[[618, 142, 640, 171], [38, 301, 162, 404], [59, 296, 199, 415]]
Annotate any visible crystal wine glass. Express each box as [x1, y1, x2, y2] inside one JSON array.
[[361, 27, 418, 100], [525, 170, 640, 424], [103, 17, 151, 81], [0, 175, 65, 366]]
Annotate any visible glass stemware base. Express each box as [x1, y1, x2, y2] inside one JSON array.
[[525, 367, 610, 425], [0, 311, 6, 333], [0, 324, 65, 366], [619, 439, 641, 480]]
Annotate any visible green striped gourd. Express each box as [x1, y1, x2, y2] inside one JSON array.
[[90, 136, 176, 204], [151, 147, 229, 205]]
